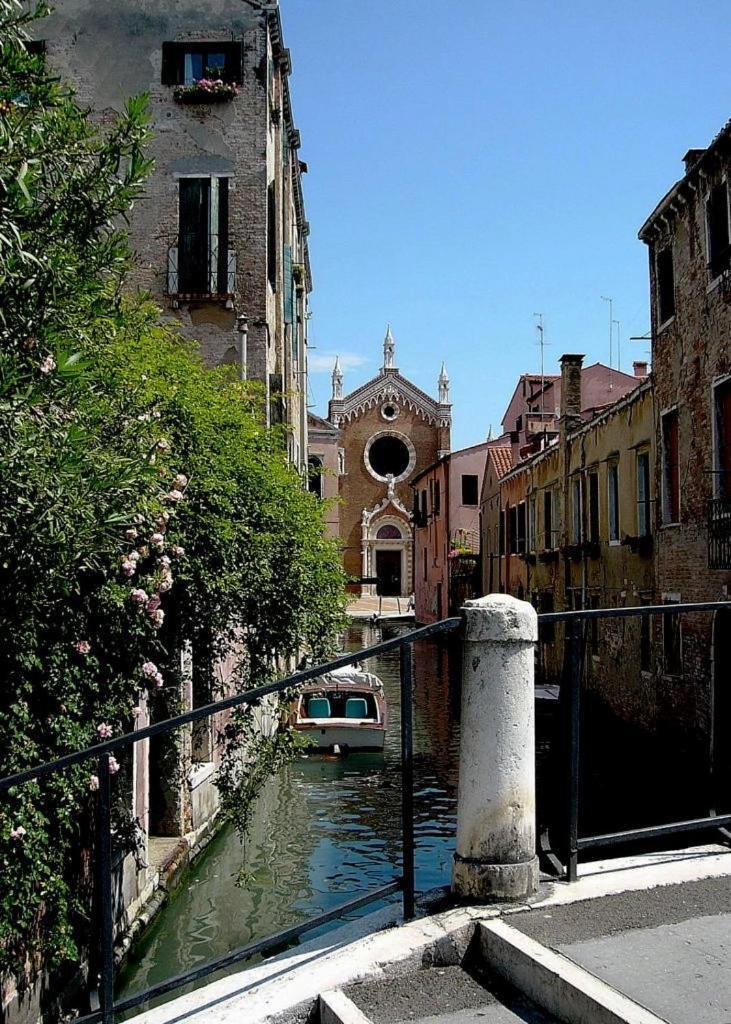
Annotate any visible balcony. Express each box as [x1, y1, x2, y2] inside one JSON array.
[[709, 496, 731, 569], [167, 234, 236, 301]]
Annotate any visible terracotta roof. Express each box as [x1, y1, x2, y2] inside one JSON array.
[[488, 446, 512, 479]]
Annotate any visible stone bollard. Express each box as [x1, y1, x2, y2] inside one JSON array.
[[452, 594, 539, 901]]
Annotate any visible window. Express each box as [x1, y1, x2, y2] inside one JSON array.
[[499, 509, 506, 555], [571, 476, 582, 544], [661, 410, 680, 523], [434, 479, 441, 516], [656, 245, 675, 324], [420, 489, 427, 520], [307, 456, 323, 499], [509, 505, 518, 554], [528, 496, 536, 552], [368, 435, 410, 479], [175, 177, 230, 295], [607, 461, 620, 542], [714, 378, 731, 498], [267, 182, 277, 288], [461, 474, 479, 506], [539, 591, 555, 643], [543, 489, 554, 549], [517, 502, 527, 554], [636, 450, 651, 536], [377, 524, 402, 540], [588, 471, 600, 543], [423, 547, 427, 582], [663, 596, 682, 675], [161, 42, 242, 86], [337, 448, 345, 475], [706, 181, 731, 280]]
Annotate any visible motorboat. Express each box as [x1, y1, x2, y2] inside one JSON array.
[[289, 663, 387, 753]]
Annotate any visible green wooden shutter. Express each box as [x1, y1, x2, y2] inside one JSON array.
[[283, 244, 293, 324]]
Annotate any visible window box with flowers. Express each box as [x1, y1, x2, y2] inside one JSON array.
[[173, 77, 239, 104]]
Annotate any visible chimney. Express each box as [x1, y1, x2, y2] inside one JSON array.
[[683, 148, 705, 174], [559, 354, 584, 423], [509, 430, 521, 466], [633, 360, 648, 378]]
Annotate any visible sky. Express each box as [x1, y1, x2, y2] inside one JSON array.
[[282, 1, 731, 450]]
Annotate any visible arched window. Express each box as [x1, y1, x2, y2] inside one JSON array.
[[376, 524, 402, 540], [308, 455, 323, 499]]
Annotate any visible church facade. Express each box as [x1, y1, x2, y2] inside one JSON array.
[[322, 329, 451, 597]]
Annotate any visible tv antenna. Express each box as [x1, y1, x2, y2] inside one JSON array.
[[601, 296, 614, 369], [613, 319, 621, 373], [533, 313, 549, 417]]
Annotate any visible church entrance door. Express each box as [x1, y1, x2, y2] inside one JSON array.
[[375, 550, 401, 597]]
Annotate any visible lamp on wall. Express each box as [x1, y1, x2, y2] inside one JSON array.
[[236, 313, 248, 382]]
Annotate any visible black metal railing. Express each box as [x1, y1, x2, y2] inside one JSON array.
[[541, 601, 731, 882], [708, 496, 731, 568], [166, 233, 236, 297], [0, 617, 461, 1024]]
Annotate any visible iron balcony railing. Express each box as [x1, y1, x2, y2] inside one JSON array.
[[708, 496, 731, 569], [0, 617, 461, 1024], [167, 233, 236, 297]]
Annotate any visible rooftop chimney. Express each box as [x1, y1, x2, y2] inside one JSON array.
[[559, 354, 584, 421], [509, 430, 521, 466], [633, 360, 648, 378], [683, 148, 705, 174]]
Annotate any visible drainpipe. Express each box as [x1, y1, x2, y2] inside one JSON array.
[[453, 593, 539, 900], [237, 313, 248, 382]]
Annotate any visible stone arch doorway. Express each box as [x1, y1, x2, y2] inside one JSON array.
[[361, 514, 412, 598]]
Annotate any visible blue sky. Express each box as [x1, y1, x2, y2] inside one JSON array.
[[283, 1, 731, 449]]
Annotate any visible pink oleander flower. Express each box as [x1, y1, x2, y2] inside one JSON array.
[[158, 511, 170, 524], [153, 672, 164, 688], [166, 489, 184, 503], [108, 756, 120, 775], [97, 722, 113, 739], [173, 473, 188, 490], [74, 640, 91, 654], [156, 438, 170, 452], [142, 661, 159, 679], [89, 774, 99, 791], [10, 825, 27, 840], [121, 560, 136, 578], [146, 594, 161, 613], [151, 608, 165, 629], [130, 588, 148, 605], [170, 545, 185, 558], [131, 706, 142, 719], [158, 576, 173, 593], [158, 555, 171, 567], [125, 527, 138, 541], [39, 354, 56, 375], [136, 544, 150, 558], [150, 532, 165, 549], [127, 550, 140, 563]]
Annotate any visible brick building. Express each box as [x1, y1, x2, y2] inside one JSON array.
[[638, 118, 731, 797], [39, 0, 311, 471], [323, 329, 451, 597]]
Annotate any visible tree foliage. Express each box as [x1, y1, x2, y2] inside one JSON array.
[[0, 0, 346, 988]]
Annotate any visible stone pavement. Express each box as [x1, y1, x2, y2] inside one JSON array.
[[510, 873, 731, 1023]]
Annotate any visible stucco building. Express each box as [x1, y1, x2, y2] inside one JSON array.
[[38, 0, 311, 471], [321, 330, 451, 597], [412, 441, 492, 623]]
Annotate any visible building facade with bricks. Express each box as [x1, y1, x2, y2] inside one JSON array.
[[323, 330, 451, 597], [38, 0, 311, 471], [307, 412, 340, 540], [638, 119, 731, 801]]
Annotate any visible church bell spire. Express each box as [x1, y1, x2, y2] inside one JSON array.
[[332, 355, 343, 400], [382, 324, 396, 372], [438, 362, 450, 404]]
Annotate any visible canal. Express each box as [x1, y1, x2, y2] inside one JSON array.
[[117, 619, 461, 1011]]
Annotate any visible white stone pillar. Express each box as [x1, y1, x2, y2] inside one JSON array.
[[452, 594, 539, 901]]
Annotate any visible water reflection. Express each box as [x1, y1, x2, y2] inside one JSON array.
[[118, 621, 461, 1007]]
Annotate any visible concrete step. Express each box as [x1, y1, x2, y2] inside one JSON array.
[[330, 966, 557, 1024]]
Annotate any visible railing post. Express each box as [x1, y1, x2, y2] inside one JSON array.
[[566, 619, 582, 882], [453, 595, 539, 901], [96, 752, 115, 1024], [400, 642, 415, 921]]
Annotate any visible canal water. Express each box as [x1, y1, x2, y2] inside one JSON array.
[[117, 620, 461, 1010]]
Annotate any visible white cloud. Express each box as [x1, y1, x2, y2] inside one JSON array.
[[308, 351, 369, 373]]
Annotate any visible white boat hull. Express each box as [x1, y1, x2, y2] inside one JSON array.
[[298, 723, 385, 752]]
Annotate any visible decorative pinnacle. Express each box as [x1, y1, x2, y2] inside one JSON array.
[[438, 362, 450, 403], [332, 356, 343, 400], [383, 324, 396, 371]]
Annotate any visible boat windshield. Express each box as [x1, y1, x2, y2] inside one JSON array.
[[301, 690, 378, 721]]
